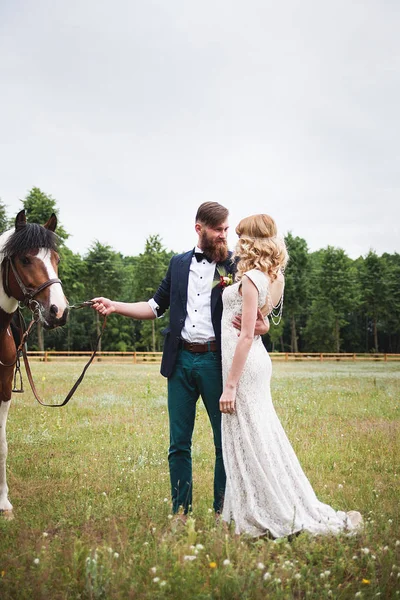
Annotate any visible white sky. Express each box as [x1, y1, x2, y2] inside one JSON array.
[[0, 0, 399, 258]]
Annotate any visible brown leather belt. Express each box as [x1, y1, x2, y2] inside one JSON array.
[[181, 340, 218, 353]]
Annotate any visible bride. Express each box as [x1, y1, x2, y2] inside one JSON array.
[[219, 214, 362, 538]]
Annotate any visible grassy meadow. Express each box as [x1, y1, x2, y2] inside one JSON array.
[[0, 360, 399, 599]]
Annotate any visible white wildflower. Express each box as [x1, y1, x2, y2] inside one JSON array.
[[153, 577, 160, 583], [284, 560, 292, 566], [361, 547, 370, 555], [183, 555, 197, 561], [33, 558, 40, 565], [257, 562, 265, 570], [150, 567, 157, 574], [160, 581, 167, 587], [42, 532, 49, 538], [263, 572, 271, 581]]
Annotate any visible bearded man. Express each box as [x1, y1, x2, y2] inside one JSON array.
[[92, 202, 267, 520]]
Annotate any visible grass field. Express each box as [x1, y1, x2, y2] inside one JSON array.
[[0, 361, 399, 599]]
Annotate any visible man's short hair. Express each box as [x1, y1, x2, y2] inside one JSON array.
[[195, 202, 229, 227]]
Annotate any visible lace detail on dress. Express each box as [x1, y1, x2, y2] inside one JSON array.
[[221, 269, 361, 538]]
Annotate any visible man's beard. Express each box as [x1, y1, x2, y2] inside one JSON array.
[[200, 231, 229, 263]]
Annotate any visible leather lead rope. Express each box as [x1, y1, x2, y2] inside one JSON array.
[[13, 306, 107, 407], [21, 316, 107, 407]]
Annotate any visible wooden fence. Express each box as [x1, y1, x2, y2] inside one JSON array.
[[25, 351, 400, 363]]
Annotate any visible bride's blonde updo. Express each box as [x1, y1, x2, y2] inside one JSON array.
[[234, 214, 288, 282]]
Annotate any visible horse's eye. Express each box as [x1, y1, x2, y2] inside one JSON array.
[[20, 256, 31, 266]]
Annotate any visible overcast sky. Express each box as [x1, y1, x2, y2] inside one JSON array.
[[0, 0, 399, 259]]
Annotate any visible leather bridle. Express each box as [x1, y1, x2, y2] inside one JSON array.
[[3, 256, 62, 318], [0, 256, 62, 369]]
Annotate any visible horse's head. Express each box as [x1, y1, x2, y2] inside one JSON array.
[[2, 210, 69, 329]]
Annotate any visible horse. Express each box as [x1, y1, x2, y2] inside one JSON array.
[[0, 210, 68, 518]]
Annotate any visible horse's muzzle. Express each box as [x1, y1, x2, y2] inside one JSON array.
[[43, 307, 69, 330]]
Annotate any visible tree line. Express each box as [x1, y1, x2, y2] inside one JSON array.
[[1, 188, 399, 353]]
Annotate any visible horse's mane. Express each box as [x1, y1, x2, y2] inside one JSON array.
[[2, 223, 58, 258]]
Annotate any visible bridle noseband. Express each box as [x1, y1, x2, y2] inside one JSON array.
[[3, 257, 62, 320]]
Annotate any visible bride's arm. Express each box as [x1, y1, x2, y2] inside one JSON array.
[[219, 276, 258, 414]]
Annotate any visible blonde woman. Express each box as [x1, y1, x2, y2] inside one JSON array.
[[220, 214, 362, 538]]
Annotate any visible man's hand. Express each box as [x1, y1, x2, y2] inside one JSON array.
[[255, 309, 270, 335], [91, 297, 115, 316], [232, 309, 270, 336]]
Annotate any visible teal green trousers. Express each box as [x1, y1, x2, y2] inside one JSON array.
[[167, 348, 226, 514]]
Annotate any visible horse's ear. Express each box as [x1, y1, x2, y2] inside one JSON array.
[[44, 213, 57, 232], [15, 210, 27, 231]]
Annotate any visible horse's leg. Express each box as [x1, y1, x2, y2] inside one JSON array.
[[0, 400, 13, 518], [0, 328, 16, 518]]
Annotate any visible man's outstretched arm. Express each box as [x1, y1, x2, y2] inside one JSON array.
[[91, 298, 155, 319]]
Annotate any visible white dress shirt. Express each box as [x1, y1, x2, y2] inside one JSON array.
[[148, 246, 216, 343]]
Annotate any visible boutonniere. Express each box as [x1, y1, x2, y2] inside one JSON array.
[[212, 266, 234, 289]]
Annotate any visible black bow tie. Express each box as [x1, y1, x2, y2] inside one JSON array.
[[194, 251, 212, 263]]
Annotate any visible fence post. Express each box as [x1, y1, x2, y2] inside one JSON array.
[[320, 353, 323, 362], [285, 353, 288, 361], [133, 352, 137, 364], [44, 351, 48, 363]]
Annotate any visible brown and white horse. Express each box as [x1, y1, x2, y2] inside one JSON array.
[[0, 210, 68, 518]]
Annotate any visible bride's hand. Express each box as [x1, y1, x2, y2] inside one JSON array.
[[220, 387, 236, 414]]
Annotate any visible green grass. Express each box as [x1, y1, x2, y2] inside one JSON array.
[[0, 361, 399, 599]]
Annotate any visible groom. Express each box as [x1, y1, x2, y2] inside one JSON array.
[[151, 201, 232, 518], [92, 202, 266, 518]]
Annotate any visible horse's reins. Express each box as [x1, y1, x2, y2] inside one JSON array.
[[2, 257, 106, 407]]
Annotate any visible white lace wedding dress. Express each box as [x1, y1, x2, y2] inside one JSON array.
[[221, 269, 362, 538]]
